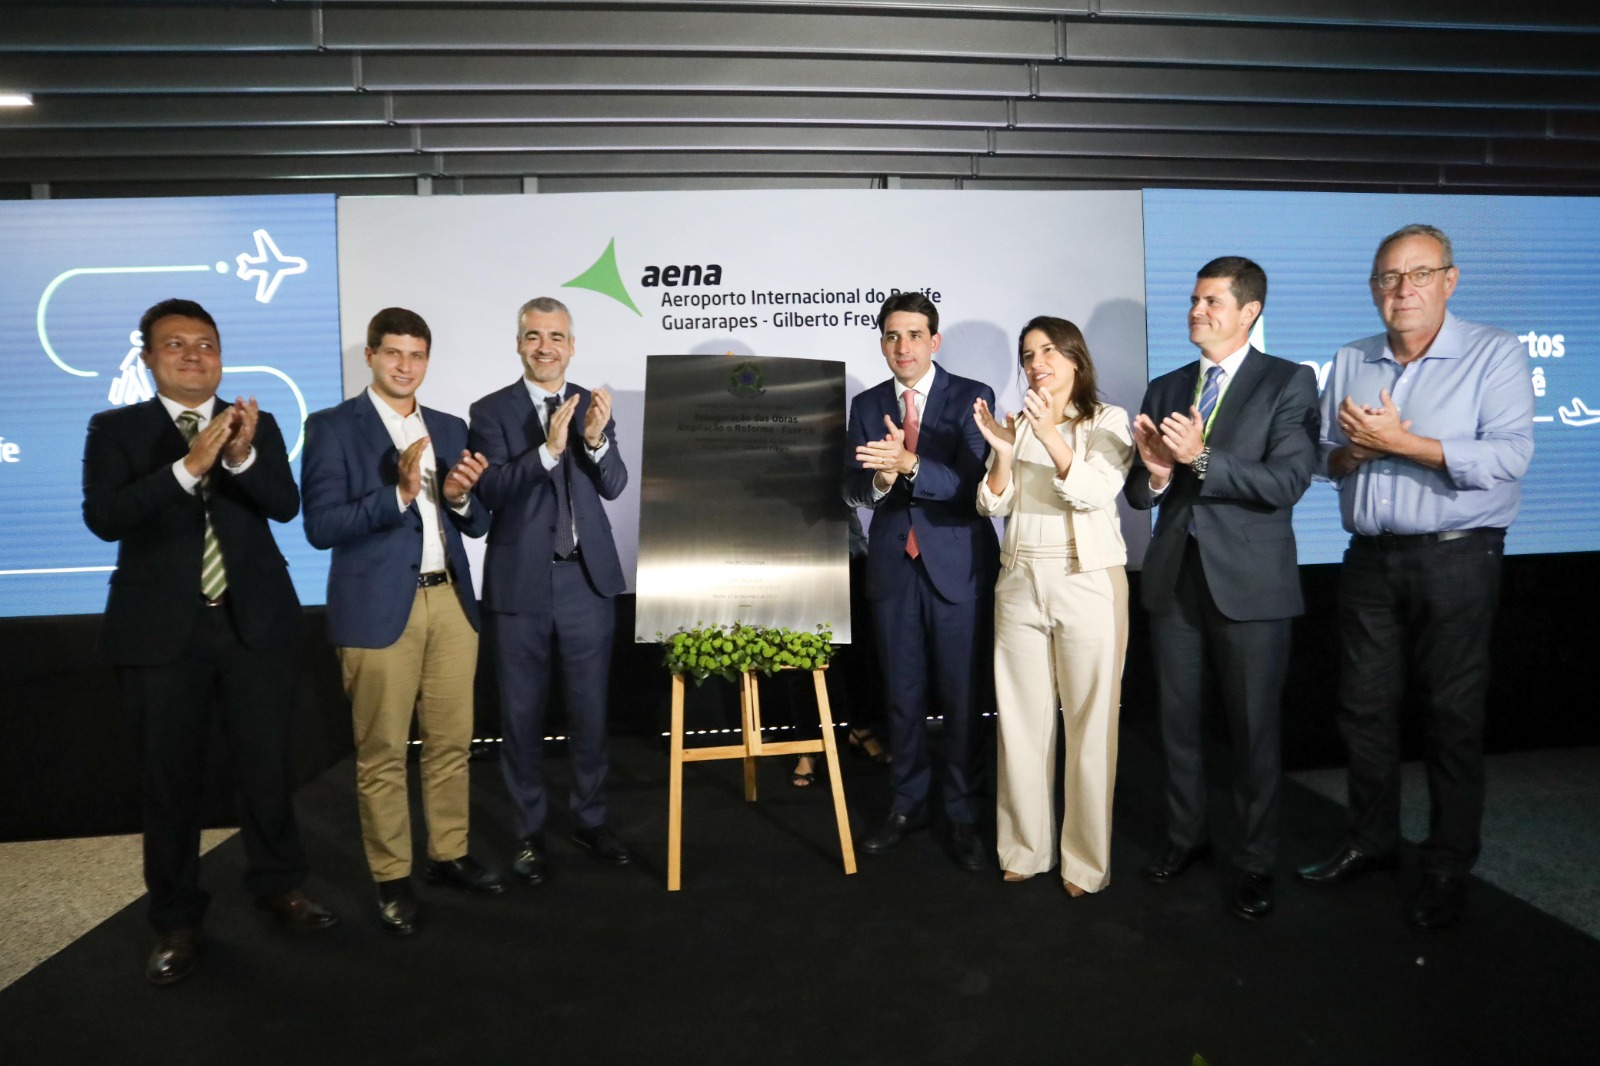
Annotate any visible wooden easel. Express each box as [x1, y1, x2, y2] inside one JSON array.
[[666, 666, 857, 891]]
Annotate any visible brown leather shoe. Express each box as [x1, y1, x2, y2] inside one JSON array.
[[256, 887, 340, 932], [146, 928, 200, 986]]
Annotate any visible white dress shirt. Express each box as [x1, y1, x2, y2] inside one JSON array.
[[366, 387, 467, 576]]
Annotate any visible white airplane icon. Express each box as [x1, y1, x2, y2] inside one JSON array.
[[235, 229, 307, 304], [1558, 397, 1600, 427]]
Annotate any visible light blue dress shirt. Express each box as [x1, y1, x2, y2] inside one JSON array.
[[1319, 310, 1534, 536]]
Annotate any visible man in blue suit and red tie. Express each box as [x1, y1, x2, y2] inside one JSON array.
[[302, 307, 506, 936], [845, 292, 999, 871], [468, 297, 633, 885]]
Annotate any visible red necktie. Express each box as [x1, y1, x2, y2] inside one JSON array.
[[902, 391, 920, 559]]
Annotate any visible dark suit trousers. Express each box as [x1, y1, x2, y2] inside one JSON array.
[[119, 604, 307, 933], [1336, 530, 1503, 876], [1151, 538, 1290, 874], [873, 553, 988, 825], [489, 559, 615, 839]]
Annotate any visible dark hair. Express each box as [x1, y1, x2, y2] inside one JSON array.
[[366, 307, 432, 351], [876, 292, 939, 336], [139, 298, 217, 351], [1196, 256, 1267, 313], [1017, 316, 1100, 427]]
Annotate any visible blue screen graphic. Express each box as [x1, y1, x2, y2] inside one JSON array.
[[0, 194, 342, 618], [1142, 189, 1600, 564]]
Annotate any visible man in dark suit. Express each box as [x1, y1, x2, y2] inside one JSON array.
[[467, 296, 632, 883], [845, 292, 999, 871], [303, 307, 505, 936], [82, 298, 337, 986], [1124, 257, 1319, 919]]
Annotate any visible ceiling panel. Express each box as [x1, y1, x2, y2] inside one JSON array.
[[0, 2, 1595, 199]]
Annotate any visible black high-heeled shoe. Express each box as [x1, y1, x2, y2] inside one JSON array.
[[845, 727, 890, 765], [790, 754, 819, 788]]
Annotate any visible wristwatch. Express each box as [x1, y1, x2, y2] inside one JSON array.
[[1189, 446, 1211, 479]]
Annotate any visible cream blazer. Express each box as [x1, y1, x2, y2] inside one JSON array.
[[976, 401, 1133, 574]]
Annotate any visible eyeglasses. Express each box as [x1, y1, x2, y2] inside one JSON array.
[[1370, 265, 1452, 292]]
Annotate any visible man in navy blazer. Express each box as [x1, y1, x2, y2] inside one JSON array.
[[303, 307, 505, 935], [1124, 256, 1319, 920], [845, 292, 999, 871], [468, 296, 632, 883], [83, 298, 337, 986]]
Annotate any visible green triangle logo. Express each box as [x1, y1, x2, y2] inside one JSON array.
[[562, 238, 641, 316]]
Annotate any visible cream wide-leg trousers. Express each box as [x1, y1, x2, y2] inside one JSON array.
[[994, 556, 1128, 891]]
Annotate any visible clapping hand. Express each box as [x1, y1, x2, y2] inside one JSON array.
[[583, 387, 613, 450], [221, 398, 258, 466], [972, 397, 1016, 456], [545, 394, 580, 458], [442, 450, 488, 506], [397, 436, 431, 507]]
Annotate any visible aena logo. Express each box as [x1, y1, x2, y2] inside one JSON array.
[[562, 238, 726, 317]]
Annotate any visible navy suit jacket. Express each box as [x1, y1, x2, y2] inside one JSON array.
[[843, 364, 999, 604], [1124, 348, 1319, 622], [82, 397, 302, 665], [302, 394, 490, 648], [467, 379, 628, 611]]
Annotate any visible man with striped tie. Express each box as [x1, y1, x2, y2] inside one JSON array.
[[1124, 258, 1320, 920], [83, 299, 337, 986]]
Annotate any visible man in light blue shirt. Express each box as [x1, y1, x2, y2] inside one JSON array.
[[1298, 224, 1534, 931]]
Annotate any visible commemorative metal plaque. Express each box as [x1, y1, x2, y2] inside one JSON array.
[[634, 355, 851, 643]]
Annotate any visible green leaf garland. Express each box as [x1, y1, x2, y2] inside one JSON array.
[[658, 622, 835, 683]]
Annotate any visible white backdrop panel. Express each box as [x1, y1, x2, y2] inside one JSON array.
[[336, 190, 1149, 593]]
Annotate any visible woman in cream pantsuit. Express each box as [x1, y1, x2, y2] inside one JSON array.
[[973, 316, 1133, 896]]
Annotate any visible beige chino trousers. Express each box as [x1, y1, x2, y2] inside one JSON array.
[[339, 583, 478, 882], [994, 557, 1128, 891]]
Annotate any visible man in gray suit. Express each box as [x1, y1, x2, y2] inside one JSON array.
[[1124, 256, 1320, 919]]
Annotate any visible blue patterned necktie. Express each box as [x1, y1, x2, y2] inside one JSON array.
[[545, 395, 576, 558], [1198, 364, 1224, 430]]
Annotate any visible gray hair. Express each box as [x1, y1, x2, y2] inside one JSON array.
[[517, 296, 573, 334], [1374, 223, 1454, 269]]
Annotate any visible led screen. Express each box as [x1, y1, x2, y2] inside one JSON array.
[[0, 195, 342, 618], [1143, 189, 1598, 563]]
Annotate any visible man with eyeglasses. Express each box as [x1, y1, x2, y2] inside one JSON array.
[[1298, 224, 1534, 931]]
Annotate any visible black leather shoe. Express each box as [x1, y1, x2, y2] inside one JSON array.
[[1408, 872, 1466, 930], [1295, 846, 1397, 886], [860, 810, 928, 854], [426, 855, 508, 895], [572, 825, 633, 866], [375, 879, 420, 936], [1229, 872, 1275, 920], [1142, 843, 1211, 884], [255, 887, 339, 932], [951, 821, 985, 872], [146, 928, 200, 986], [511, 835, 551, 886]]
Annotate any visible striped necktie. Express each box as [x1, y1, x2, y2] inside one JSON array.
[[1198, 364, 1224, 429], [176, 410, 228, 601]]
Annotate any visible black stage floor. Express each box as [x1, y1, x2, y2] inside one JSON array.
[[3, 714, 1598, 1066]]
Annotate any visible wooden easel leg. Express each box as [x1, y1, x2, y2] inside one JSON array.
[[814, 669, 857, 875], [668, 674, 686, 892], [741, 672, 759, 802]]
